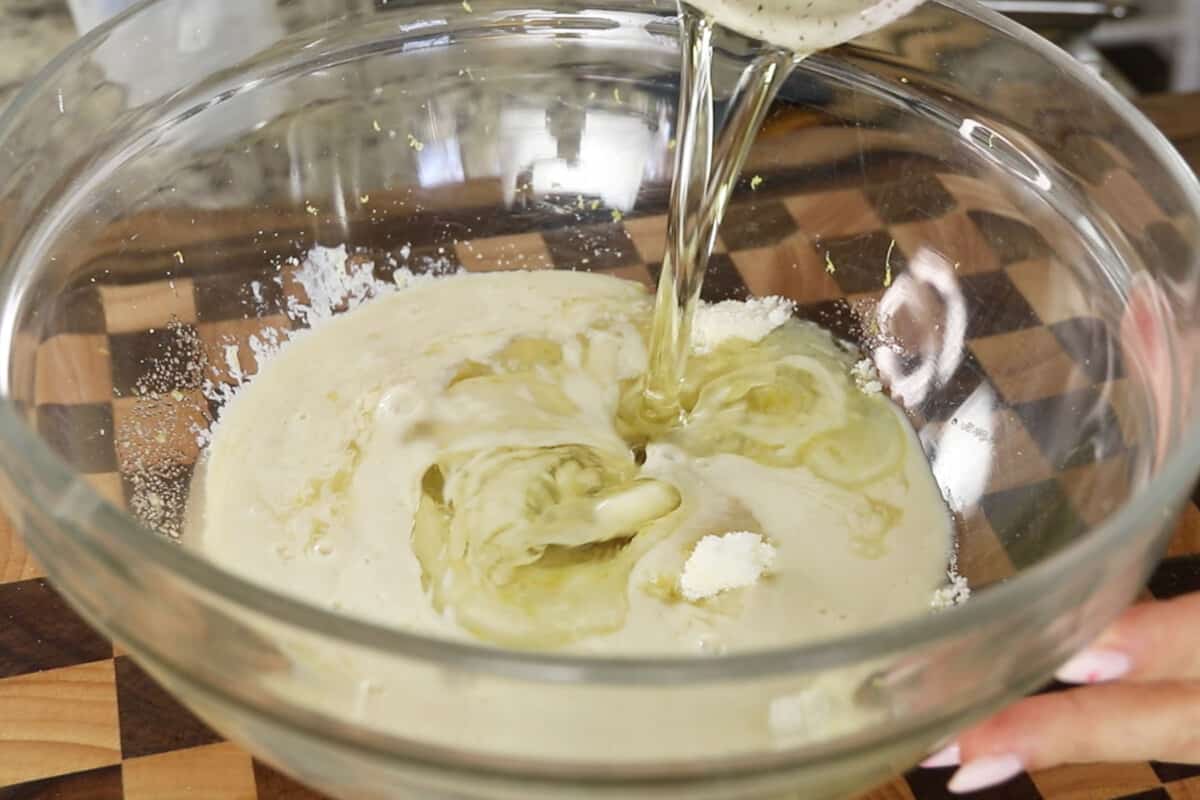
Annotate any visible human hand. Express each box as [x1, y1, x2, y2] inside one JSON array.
[[920, 592, 1200, 793]]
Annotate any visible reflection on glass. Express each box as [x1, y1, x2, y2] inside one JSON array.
[[499, 108, 654, 210], [417, 138, 466, 187], [874, 246, 967, 408], [927, 384, 998, 512]]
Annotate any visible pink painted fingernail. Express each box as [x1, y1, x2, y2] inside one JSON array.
[[1055, 648, 1132, 684], [948, 754, 1024, 794], [921, 742, 961, 768]]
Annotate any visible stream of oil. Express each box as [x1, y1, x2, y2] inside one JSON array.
[[640, 0, 927, 422], [639, 7, 798, 426]]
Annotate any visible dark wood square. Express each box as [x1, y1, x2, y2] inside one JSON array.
[[0, 579, 113, 679], [253, 760, 332, 799], [1136, 220, 1193, 283], [1049, 317, 1124, 383], [114, 655, 221, 759], [959, 269, 1042, 339], [35, 403, 117, 474], [1151, 760, 1200, 784], [382, 243, 465, 279], [0, 765, 123, 800], [544, 222, 639, 270], [647, 253, 750, 304], [916, 351, 994, 424], [968, 211, 1052, 265], [119, 460, 196, 539], [1112, 789, 1170, 800], [822, 231, 909, 295], [109, 324, 206, 397], [699, 253, 751, 302], [39, 286, 107, 340], [864, 173, 957, 224], [906, 764, 1045, 800], [719, 199, 798, 250], [1011, 387, 1126, 471], [795, 298, 865, 345], [1058, 133, 1121, 185], [1146, 556, 1200, 601], [194, 268, 288, 322], [980, 479, 1088, 570]]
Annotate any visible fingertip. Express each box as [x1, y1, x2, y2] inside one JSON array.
[[947, 754, 1025, 794], [1055, 648, 1132, 685], [920, 742, 961, 769]]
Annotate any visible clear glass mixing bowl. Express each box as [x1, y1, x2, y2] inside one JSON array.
[[0, 0, 1197, 798]]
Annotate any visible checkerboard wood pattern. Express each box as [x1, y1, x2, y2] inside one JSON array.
[[2, 91, 1199, 799]]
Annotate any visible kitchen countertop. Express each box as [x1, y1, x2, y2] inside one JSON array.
[[1137, 91, 1200, 171], [0, 4, 1199, 800]]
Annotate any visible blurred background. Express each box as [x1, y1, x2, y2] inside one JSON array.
[[979, 0, 1199, 94], [0, 0, 1196, 114]]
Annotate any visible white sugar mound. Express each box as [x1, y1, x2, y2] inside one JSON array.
[[680, 531, 777, 602]]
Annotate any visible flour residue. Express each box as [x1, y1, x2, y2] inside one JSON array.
[[195, 244, 462, 446]]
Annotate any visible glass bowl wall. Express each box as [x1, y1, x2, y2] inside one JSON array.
[[0, 0, 1197, 797]]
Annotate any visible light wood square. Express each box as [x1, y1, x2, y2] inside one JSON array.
[[1031, 761, 1161, 800], [456, 233, 553, 272], [852, 777, 917, 800], [123, 742, 257, 800], [99, 278, 197, 335], [936, 173, 1024, 219], [986, 408, 1057, 494], [0, 661, 121, 785], [35, 335, 114, 406], [1005, 259, 1092, 326], [956, 509, 1017, 588], [1167, 500, 1200, 558], [783, 188, 883, 239], [602, 215, 725, 267], [1103, 378, 1151, 449], [84, 472, 127, 511], [0, 513, 42, 583], [113, 390, 208, 473], [732, 236, 841, 305], [890, 211, 1000, 276], [970, 327, 1093, 405], [606, 264, 655, 288], [1089, 169, 1169, 233], [196, 316, 291, 387], [1059, 455, 1136, 529], [621, 215, 669, 264], [1169, 776, 1200, 800]]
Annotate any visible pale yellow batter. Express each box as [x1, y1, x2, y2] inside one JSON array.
[[188, 270, 954, 656]]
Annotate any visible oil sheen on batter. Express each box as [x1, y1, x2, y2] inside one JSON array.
[[190, 270, 952, 654]]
